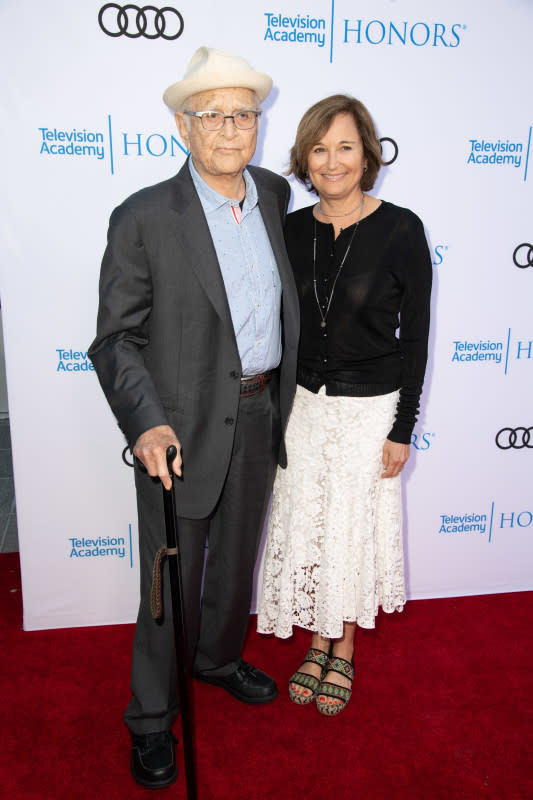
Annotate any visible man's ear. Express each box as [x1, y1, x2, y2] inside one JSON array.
[[175, 112, 190, 148]]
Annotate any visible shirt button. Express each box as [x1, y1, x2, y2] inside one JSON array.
[[225, 417, 234, 426], [323, 359, 328, 364], [229, 370, 239, 379]]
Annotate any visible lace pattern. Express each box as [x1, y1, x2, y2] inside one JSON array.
[[257, 386, 405, 639]]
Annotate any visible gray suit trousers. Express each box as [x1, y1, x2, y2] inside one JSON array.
[[124, 376, 281, 735]]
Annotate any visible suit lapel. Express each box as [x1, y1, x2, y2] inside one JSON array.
[[253, 172, 299, 344], [253, 175, 293, 299], [167, 163, 237, 346]]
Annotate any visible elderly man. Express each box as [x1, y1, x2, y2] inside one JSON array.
[[89, 47, 298, 788]]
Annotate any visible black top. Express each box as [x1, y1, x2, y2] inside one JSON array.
[[285, 201, 432, 444]]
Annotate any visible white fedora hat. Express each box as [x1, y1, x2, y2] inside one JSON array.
[[163, 46, 273, 111]]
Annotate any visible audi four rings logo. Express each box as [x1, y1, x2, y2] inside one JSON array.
[[495, 427, 533, 449], [379, 137, 399, 166], [98, 4, 184, 39], [513, 243, 533, 269]]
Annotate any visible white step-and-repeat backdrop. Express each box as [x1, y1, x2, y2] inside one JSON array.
[[1, 0, 531, 630]]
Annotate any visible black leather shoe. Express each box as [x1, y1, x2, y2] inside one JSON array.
[[130, 730, 178, 788], [193, 660, 278, 704]]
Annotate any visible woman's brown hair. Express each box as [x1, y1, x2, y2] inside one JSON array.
[[288, 94, 383, 193]]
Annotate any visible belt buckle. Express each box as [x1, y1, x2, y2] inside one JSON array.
[[241, 372, 266, 398]]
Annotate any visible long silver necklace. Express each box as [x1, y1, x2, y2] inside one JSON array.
[[313, 196, 365, 328]]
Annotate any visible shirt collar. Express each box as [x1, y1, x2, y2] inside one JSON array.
[[188, 156, 258, 215]]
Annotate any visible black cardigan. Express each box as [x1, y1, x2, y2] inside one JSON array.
[[285, 201, 432, 444]]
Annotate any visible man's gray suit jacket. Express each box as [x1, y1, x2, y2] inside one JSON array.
[[89, 160, 299, 519]]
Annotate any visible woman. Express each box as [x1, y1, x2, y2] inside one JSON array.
[[257, 95, 432, 715]]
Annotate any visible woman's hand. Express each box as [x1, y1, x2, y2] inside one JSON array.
[[381, 439, 410, 478]]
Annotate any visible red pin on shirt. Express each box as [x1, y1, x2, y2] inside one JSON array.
[[231, 205, 242, 224]]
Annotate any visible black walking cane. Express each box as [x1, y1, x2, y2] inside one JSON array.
[[136, 445, 197, 800]]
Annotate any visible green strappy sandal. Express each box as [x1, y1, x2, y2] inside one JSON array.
[[316, 656, 354, 716], [288, 647, 330, 705]]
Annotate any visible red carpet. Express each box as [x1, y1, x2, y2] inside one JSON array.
[[1, 552, 532, 800]]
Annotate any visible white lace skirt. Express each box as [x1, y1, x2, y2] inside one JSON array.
[[257, 385, 405, 639]]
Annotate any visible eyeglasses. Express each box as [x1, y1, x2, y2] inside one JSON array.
[[184, 109, 261, 131]]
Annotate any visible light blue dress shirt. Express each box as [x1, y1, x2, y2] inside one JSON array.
[[189, 158, 282, 377]]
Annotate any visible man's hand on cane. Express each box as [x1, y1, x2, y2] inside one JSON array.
[[133, 425, 182, 490]]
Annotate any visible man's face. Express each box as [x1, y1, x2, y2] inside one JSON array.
[[176, 88, 259, 183]]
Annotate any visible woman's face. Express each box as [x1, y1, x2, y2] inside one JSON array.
[[307, 112, 367, 203]]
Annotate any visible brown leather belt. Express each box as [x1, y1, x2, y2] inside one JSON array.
[[240, 370, 276, 398]]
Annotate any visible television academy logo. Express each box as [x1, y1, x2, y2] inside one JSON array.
[[98, 4, 184, 40], [69, 536, 127, 559], [439, 512, 487, 535], [467, 138, 523, 168], [451, 329, 533, 372], [263, 12, 326, 48], [380, 137, 398, 166], [56, 348, 95, 373], [38, 117, 189, 174], [68, 525, 134, 566], [439, 502, 533, 541], [263, 9, 465, 63], [495, 427, 533, 450], [452, 338, 503, 364], [513, 243, 533, 269], [466, 128, 532, 182]]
